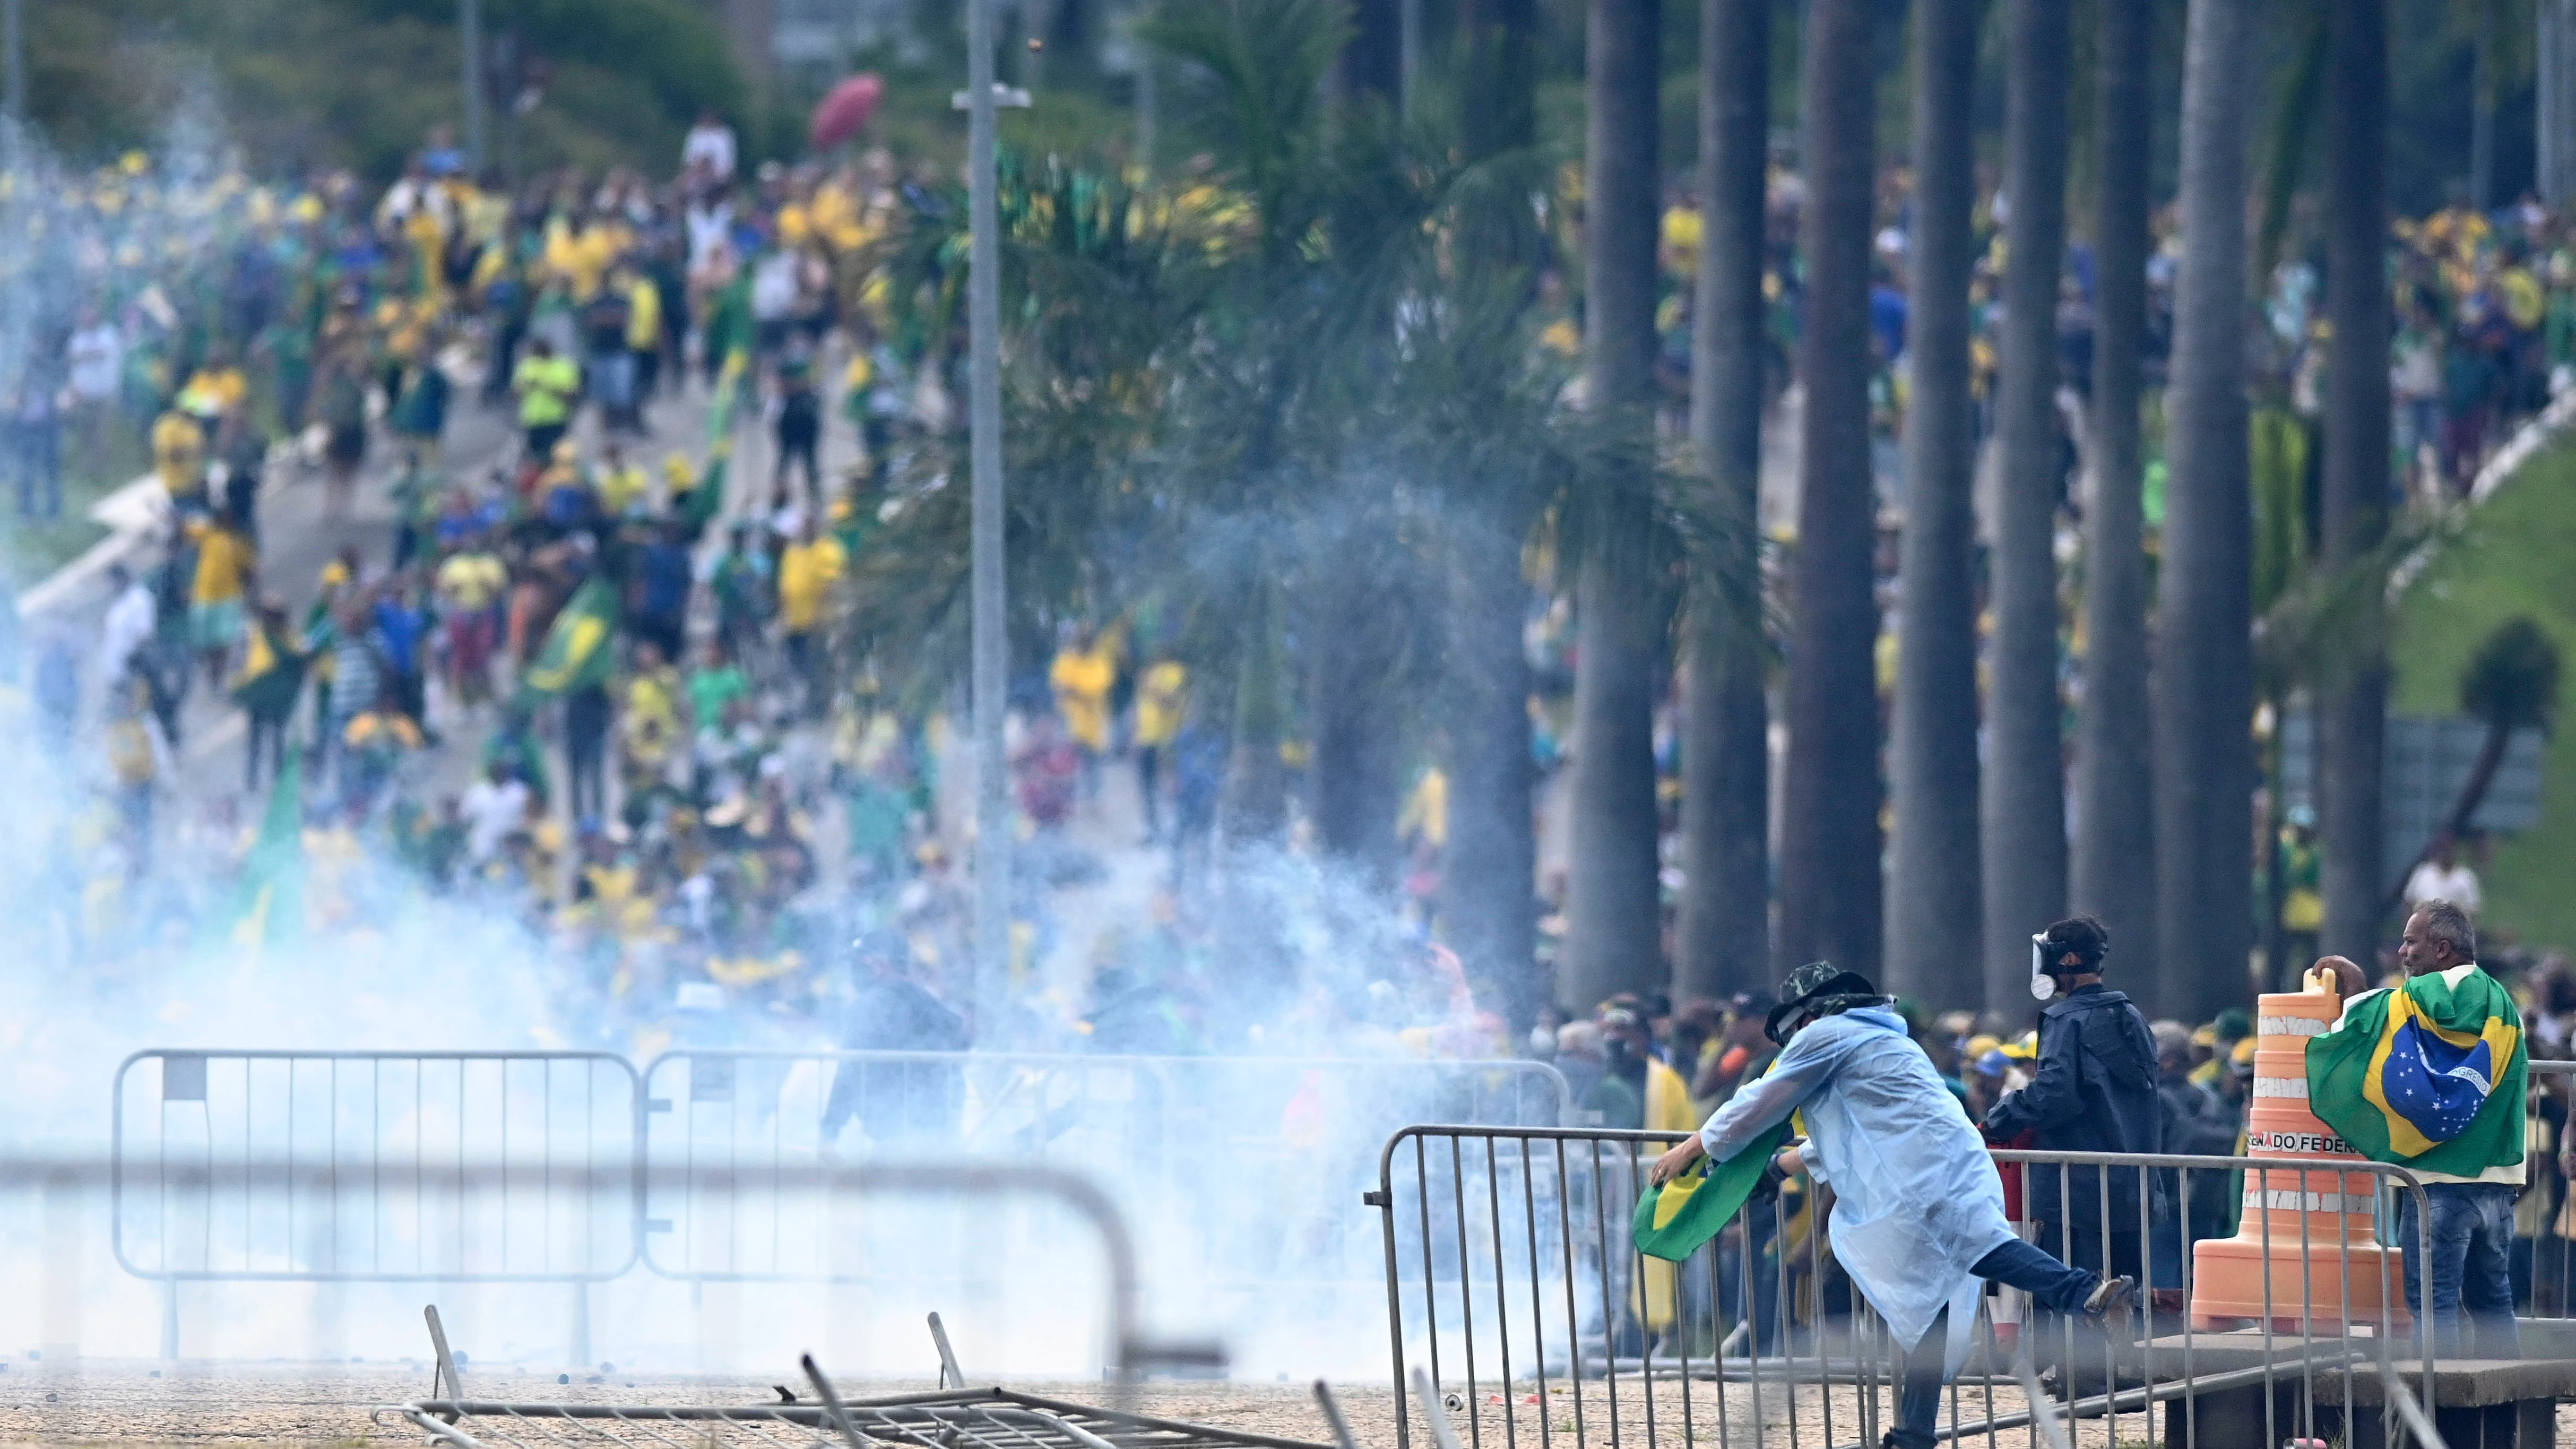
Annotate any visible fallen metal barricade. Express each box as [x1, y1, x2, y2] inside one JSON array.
[[642, 1050, 1566, 1286], [381, 1318, 1313, 1449], [110, 1050, 641, 1357], [1371, 1126, 2454, 1449]]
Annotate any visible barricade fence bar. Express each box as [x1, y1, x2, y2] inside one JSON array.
[[1371, 1126, 2448, 1449], [2519, 1058, 2575, 1323], [111, 1050, 644, 1283], [641, 1051, 1568, 1290], [5, 1155, 1179, 1380]]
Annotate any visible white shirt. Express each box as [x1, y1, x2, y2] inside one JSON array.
[[67, 324, 121, 403], [2405, 859, 2482, 916], [459, 778, 532, 862], [685, 200, 734, 272], [750, 250, 801, 322], [100, 580, 156, 683], [683, 123, 737, 183]]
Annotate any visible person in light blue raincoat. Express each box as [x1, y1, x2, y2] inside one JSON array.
[[1650, 962, 2136, 1449]]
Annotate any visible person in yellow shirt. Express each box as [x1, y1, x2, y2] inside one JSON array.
[[625, 267, 665, 413], [151, 405, 208, 499], [1050, 629, 1116, 800], [513, 338, 580, 459], [620, 639, 684, 797], [435, 536, 508, 708], [1132, 654, 1186, 841], [187, 516, 256, 686], [593, 440, 649, 518], [776, 518, 845, 714]]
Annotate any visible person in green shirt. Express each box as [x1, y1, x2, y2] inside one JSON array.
[[687, 639, 749, 734], [512, 337, 580, 461]]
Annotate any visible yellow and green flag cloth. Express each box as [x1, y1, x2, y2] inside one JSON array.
[[2306, 964, 2525, 1177], [1631, 1118, 1791, 1263], [518, 577, 619, 700]]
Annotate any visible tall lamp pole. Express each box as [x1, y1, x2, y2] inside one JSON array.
[[4, 0, 25, 126], [460, 0, 487, 169], [967, 0, 1011, 1041]]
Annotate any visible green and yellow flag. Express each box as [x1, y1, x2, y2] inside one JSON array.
[[229, 751, 304, 948], [1631, 1118, 1791, 1262], [518, 577, 619, 700], [2307, 965, 2526, 1178]]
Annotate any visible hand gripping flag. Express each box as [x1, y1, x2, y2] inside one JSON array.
[[2306, 965, 2525, 1177], [1632, 1117, 1792, 1262]]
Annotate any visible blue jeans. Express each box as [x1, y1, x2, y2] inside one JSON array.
[[2396, 1180, 2520, 1359], [1891, 1238, 2100, 1449]]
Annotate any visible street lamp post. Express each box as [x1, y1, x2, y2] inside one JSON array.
[[966, 0, 1011, 1041], [4, 0, 25, 127], [460, 0, 487, 170]]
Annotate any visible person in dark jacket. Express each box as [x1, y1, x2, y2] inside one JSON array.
[[1983, 916, 2164, 1289], [820, 929, 969, 1149]]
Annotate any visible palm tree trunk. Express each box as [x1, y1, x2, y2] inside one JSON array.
[[2153, 0, 2259, 1023], [1308, 533, 1406, 889], [1679, 0, 1771, 1004], [1341, 0, 1403, 106], [1981, 0, 2073, 1008], [1885, 0, 1982, 1007], [2071, 0, 2157, 989], [1776, 0, 1882, 980], [1440, 0, 1542, 1026], [1562, 0, 1665, 1012], [2320, 0, 2390, 963]]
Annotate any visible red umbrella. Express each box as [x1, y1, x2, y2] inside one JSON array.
[[809, 73, 884, 152]]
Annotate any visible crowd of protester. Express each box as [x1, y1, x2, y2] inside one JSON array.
[[13, 117, 2576, 1197]]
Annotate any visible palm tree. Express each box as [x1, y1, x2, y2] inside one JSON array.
[[1981, 0, 2073, 1009], [1561, 0, 1665, 1011], [1776, 0, 1881, 979], [1439, 0, 1545, 1025], [2154, 0, 2259, 1022], [2318, 0, 2391, 966], [1884, 0, 1982, 1007], [1679, 0, 1771, 1003], [2071, 0, 2157, 991]]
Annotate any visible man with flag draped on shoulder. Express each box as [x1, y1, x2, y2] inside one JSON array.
[[2305, 900, 2526, 1357], [1646, 961, 2133, 1449]]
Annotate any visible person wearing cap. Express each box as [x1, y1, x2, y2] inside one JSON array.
[[1982, 916, 2163, 1295], [2151, 1020, 2236, 1277], [1650, 960, 2131, 1449]]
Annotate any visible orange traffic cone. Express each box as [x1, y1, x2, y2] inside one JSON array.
[[2188, 972, 2409, 1333]]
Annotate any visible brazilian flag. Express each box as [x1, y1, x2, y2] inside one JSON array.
[[229, 752, 304, 948], [1632, 1118, 1791, 1262], [230, 621, 308, 716], [518, 577, 619, 700], [2307, 966, 2526, 1178]]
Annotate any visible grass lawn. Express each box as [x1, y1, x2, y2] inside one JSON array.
[[2393, 437, 2576, 956], [0, 428, 143, 594]]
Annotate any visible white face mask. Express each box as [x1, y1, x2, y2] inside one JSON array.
[[2029, 934, 2056, 1000]]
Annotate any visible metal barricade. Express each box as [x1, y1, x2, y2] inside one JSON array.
[[113, 1050, 642, 1287], [2516, 1058, 2576, 1320], [642, 1051, 1567, 1285], [1371, 1126, 2446, 1449]]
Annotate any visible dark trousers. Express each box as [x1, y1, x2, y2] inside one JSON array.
[[246, 707, 291, 791], [1136, 744, 1164, 838], [1893, 1238, 2103, 1449], [775, 420, 820, 502]]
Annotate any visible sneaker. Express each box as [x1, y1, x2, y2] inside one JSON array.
[[2082, 1274, 2136, 1319]]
